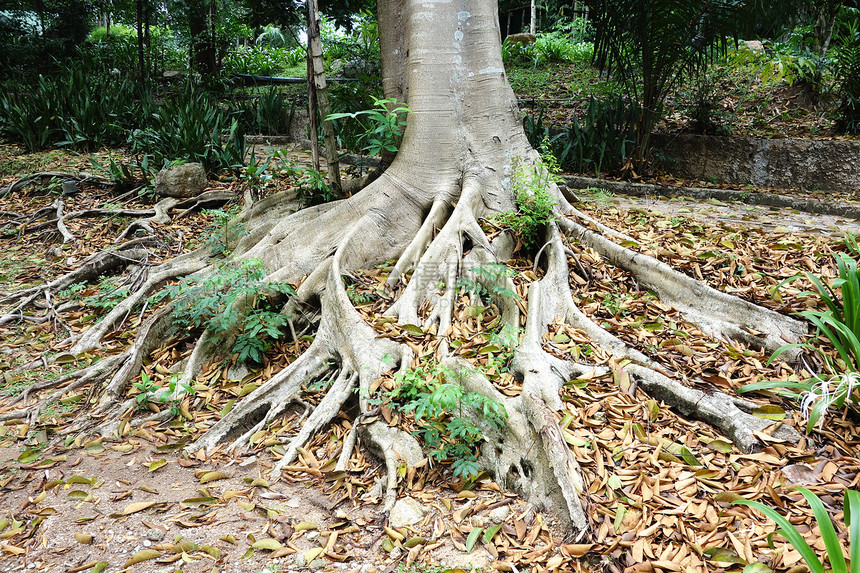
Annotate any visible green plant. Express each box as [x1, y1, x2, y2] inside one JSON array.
[[296, 167, 337, 205], [835, 18, 860, 134], [457, 263, 521, 303], [326, 97, 410, 156], [202, 205, 247, 255], [164, 258, 295, 364], [390, 363, 507, 479], [740, 249, 860, 431], [734, 487, 860, 573], [133, 372, 195, 414], [493, 155, 558, 249]]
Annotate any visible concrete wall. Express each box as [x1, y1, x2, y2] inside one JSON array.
[[651, 134, 860, 192]]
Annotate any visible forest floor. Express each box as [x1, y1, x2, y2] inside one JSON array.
[[0, 132, 859, 573]]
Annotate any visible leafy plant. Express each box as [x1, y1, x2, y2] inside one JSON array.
[[164, 258, 295, 364], [524, 96, 638, 176], [390, 363, 507, 479], [326, 97, 410, 156], [133, 372, 195, 415], [458, 263, 521, 304], [835, 18, 860, 134], [740, 248, 860, 431], [493, 154, 558, 249], [734, 487, 860, 573], [296, 167, 337, 205], [202, 206, 247, 255]]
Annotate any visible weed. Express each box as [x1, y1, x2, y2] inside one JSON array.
[[164, 258, 295, 364], [133, 372, 195, 415], [202, 205, 247, 256], [741, 249, 860, 431], [326, 97, 410, 156], [390, 362, 507, 479], [296, 167, 337, 205], [735, 487, 860, 573], [457, 263, 521, 304], [493, 154, 558, 250]]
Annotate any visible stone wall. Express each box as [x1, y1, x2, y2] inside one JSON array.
[[651, 133, 860, 192]]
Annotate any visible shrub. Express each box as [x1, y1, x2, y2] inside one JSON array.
[[164, 258, 296, 364], [741, 241, 860, 432], [524, 95, 638, 176], [390, 362, 507, 479], [835, 19, 860, 134], [494, 152, 558, 249]]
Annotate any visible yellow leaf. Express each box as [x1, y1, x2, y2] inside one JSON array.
[[123, 549, 161, 567], [305, 547, 324, 562], [122, 501, 158, 515], [74, 533, 93, 544], [199, 471, 229, 484]]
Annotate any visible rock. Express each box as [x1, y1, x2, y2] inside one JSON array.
[[488, 505, 510, 525], [740, 40, 765, 52], [295, 553, 308, 568], [306, 530, 320, 542], [388, 497, 426, 528], [309, 558, 327, 570], [226, 363, 249, 381], [506, 32, 536, 45], [153, 162, 207, 199], [389, 546, 403, 560], [145, 528, 165, 542]]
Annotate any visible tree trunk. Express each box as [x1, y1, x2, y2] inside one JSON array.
[[135, 0, 146, 83], [306, 0, 342, 194], [188, 0, 215, 74], [22, 0, 806, 535]]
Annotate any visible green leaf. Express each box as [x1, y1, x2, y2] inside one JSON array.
[[795, 487, 847, 573], [483, 524, 502, 544], [733, 497, 823, 573], [465, 527, 482, 552]]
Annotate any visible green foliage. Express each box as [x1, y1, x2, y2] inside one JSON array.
[[734, 487, 860, 573], [164, 258, 295, 364], [222, 45, 306, 76], [132, 86, 246, 173], [493, 153, 558, 249], [133, 372, 195, 416], [502, 26, 593, 67], [326, 97, 410, 156], [296, 167, 337, 205], [586, 0, 766, 160], [390, 363, 507, 479], [835, 18, 860, 134], [741, 245, 860, 432], [524, 95, 638, 176], [202, 205, 247, 255], [0, 65, 137, 152], [0, 72, 245, 173], [457, 263, 521, 304], [235, 87, 296, 135]]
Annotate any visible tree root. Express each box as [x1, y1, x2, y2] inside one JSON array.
[[561, 216, 806, 354]]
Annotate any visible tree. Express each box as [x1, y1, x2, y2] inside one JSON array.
[[2, 0, 807, 531], [586, 0, 808, 164]]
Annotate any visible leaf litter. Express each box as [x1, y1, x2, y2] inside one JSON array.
[[0, 143, 860, 572]]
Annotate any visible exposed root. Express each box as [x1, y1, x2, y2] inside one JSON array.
[[0, 171, 112, 198], [272, 369, 358, 473], [561, 216, 806, 354], [360, 421, 424, 511], [69, 256, 207, 355]]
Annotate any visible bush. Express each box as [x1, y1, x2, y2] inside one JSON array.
[[741, 240, 860, 432], [835, 19, 860, 134], [524, 95, 638, 176]]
